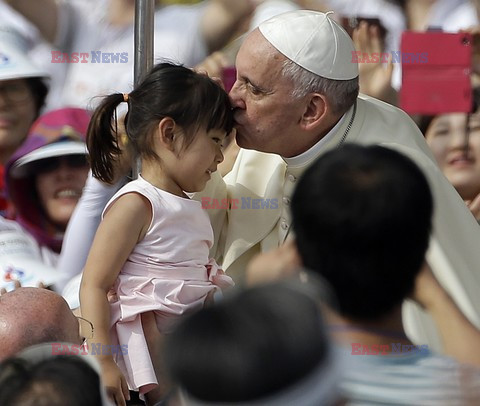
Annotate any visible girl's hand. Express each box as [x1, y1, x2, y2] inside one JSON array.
[[100, 358, 130, 406]]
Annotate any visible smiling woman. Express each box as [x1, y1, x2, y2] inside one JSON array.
[[0, 108, 90, 293], [424, 88, 480, 220], [3, 108, 90, 254]]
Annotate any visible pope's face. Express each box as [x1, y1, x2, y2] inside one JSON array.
[[229, 29, 307, 157], [425, 112, 480, 201]]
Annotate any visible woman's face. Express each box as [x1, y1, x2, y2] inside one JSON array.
[[34, 156, 89, 230], [425, 112, 480, 201], [0, 79, 37, 164]]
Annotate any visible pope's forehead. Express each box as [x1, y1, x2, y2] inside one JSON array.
[[237, 30, 286, 75]]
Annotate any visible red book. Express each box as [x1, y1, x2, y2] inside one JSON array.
[[400, 31, 472, 114]]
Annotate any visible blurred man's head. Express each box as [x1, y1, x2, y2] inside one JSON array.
[[0, 288, 81, 360], [292, 145, 433, 321], [165, 282, 342, 405]]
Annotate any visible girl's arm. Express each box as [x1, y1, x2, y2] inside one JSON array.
[[80, 192, 151, 406]]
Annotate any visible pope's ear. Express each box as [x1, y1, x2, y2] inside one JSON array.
[[300, 93, 329, 130], [156, 117, 176, 150]]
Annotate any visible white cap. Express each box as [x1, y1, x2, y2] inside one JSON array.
[[0, 28, 49, 81], [259, 10, 358, 80], [10, 141, 87, 178]]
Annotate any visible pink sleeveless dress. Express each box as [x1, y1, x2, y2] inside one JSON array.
[[104, 176, 233, 393]]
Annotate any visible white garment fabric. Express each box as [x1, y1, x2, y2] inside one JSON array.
[[337, 347, 480, 405], [0, 217, 59, 290]]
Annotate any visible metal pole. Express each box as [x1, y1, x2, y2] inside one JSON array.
[[134, 0, 154, 86], [132, 0, 154, 177]]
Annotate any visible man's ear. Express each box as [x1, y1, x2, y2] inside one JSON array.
[[300, 93, 329, 131], [156, 117, 177, 150]]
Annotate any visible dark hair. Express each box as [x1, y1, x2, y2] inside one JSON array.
[[292, 144, 433, 321], [0, 356, 102, 406], [25, 77, 49, 117], [87, 62, 234, 183], [164, 282, 330, 403]]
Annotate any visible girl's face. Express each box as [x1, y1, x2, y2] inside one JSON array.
[[165, 127, 226, 195], [0, 79, 37, 164], [34, 156, 89, 230], [425, 112, 480, 201]]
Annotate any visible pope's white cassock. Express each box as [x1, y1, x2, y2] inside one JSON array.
[[198, 94, 480, 352]]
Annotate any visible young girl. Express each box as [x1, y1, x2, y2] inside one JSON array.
[[79, 63, 235, 406]]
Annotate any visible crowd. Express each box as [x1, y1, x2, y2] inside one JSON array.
[[1, 0, 480, 405]]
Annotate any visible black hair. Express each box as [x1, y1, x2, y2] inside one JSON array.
[[292, 144, 433, 321], [0, 356, 102, 406], [87, 62, 234, 183], [164, 282, 329, 403], [25, 77, 49, 117]]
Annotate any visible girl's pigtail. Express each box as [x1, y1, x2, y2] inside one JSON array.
[[87, 93, 125, 184]]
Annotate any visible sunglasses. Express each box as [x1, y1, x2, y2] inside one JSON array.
[[29, 155, 89, 174]]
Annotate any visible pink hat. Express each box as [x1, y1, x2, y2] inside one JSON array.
[[9, 108, 90, 178]]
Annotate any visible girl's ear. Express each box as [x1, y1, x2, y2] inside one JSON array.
[[157, 117, 177, 150]]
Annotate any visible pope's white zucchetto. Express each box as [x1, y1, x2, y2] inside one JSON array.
[[259, 10, 359, 80]]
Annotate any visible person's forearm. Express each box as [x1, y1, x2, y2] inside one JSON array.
[[426, 289, 480, 366], [413, 264, 480, 366], [80, 285, 114, 362]]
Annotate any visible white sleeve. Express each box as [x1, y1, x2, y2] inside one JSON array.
[[54, 171, 125, 293]]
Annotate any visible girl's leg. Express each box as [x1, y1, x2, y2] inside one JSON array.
[[141, 312, 172, 406]]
